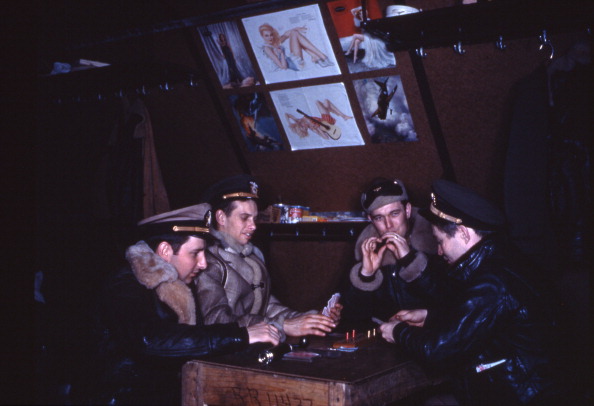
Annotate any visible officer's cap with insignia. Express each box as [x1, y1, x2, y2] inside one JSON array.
[[201, 174, 259, 211], [137, 203, 213, 240], [421, 179, 506, 231]]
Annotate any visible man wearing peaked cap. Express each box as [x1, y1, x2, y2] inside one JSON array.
[[196, 174, 342, 341], [339, 177, 437, 331], [424, 179, 506, 232], [379, 180, 566, 406], [94, 203, 280, 405], [137, 203, 213, 241], [200, 173, 260, 212]]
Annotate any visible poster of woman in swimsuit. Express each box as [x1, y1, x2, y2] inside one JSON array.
[[242, 4, 341, 84], [270, 83, 363, 151], [198, 21, 258, 89], [327, 0, 396, 73], [228, 92, 284, 152], [353, 75, 417, 143]]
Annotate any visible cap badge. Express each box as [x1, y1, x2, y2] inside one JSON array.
[[250, 181, 259, 196], [204, 210, 212, 228]]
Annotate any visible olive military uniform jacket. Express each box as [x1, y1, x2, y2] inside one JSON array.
[[195, 229, 311, 339], [340, 207, 437, 328]]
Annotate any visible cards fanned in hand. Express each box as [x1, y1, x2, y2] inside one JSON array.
[[322, 292, 340, 317]]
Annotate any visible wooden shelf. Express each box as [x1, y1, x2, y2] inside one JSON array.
[[255, 222, 369, 241], [362, 0, 592, 52]]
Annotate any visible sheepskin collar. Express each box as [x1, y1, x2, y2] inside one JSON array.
[[211, 228, 254, 257], [125, 241, 196, 325], [354, 207, 437, 263]]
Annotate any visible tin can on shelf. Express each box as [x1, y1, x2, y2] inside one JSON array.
[[288, 205, 310, 223]]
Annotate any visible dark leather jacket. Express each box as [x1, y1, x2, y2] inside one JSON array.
[[93, 243, 250, 405], [392, 235, 561, 406], [339, 209, 438, 330]]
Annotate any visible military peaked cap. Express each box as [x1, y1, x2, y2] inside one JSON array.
[[422, 179, 505, 231], [202, 174, 259, 210], [137, 203, 212, 239]]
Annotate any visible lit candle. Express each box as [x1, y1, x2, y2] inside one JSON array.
[[367, 330, 370, 338], [346, 332, 349, 341]]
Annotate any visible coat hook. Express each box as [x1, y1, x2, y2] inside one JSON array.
[[136, 85, 149, 96], [495, 35, 507, 50], [453, 41, 466, 55], [538, 30, 554, 59], [159, 82, 173, 91], [416, 47, 428, 58]]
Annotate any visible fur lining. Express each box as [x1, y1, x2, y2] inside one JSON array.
[[354, 207, 436, 262], [126, 241, 196, 325], [349, 263, 384, 291]]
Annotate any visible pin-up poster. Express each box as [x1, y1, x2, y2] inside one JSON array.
[[242, 4, 341, 84], [327, 0, 395, 73], [198, 21, 258, 89], [353, 75, 417, 143], [270, 83, 364, 151], [228, 92, 284, 152]]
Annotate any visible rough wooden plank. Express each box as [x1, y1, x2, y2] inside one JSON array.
[[328, 381, 347, 406], [181, 361, 201, 406], [200, 363, 333, 406]]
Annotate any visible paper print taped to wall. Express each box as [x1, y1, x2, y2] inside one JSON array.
[[198, 21, 258, 89], [354, 75, 417, 143], [327, 0, 395, 73], [229, 93, 284, 152], [242, 4, 341, 84], [270, 83, 364, 151]]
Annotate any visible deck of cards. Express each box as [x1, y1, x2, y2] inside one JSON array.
[[322, 292, 340, 317]]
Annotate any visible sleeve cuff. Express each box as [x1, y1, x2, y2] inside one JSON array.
[[358, 268, 376, 282], [349, 263, 383, 291]]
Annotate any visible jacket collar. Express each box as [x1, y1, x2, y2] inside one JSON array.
[[448, 235, 498, 281], [126, 240, 178, 289], [211, 228, 254, 257], [125, 240, 197, 325]]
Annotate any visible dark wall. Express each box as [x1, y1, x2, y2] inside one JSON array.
[[36, 0, 584, 305], [35, 2, 590, 402]]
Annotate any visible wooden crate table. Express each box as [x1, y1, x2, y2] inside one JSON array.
[[182, 335, 440, 406]]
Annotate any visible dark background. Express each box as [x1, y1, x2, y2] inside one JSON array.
[[8, 0, 590, 404]]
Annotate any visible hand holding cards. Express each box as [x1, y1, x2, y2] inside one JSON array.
[[322, 292, 340, 317]]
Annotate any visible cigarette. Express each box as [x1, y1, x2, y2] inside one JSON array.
[[371, 317, 385, 325]]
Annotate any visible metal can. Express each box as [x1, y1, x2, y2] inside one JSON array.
[[288, 205, 309, 223]]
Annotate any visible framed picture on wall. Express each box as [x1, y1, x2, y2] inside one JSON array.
[[228, 92, 284, 152], [242, 4, 341, 84], [270, 83, 364, 151], [353, 75, 417, 143], [327, 0, 396, 73], [198, 21, 259, 89]]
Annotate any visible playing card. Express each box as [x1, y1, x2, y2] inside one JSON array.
[[322, 292, 340, 316]]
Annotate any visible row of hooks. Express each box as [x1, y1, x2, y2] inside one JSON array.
[[414, 28, 589, 59], [46, 75, 201, 105]]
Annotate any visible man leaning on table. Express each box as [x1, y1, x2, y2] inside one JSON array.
[[339, 177, 438, 330], [379, 179, 569, 406], [195, 174, 342, 341], [94, 204, 280, 405]]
